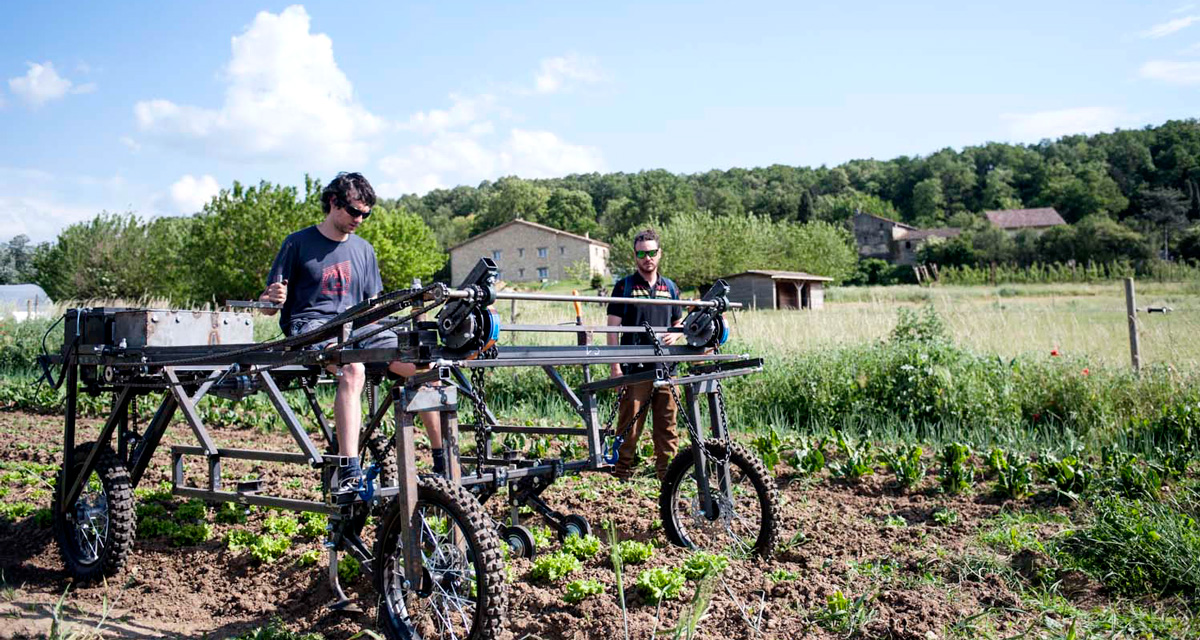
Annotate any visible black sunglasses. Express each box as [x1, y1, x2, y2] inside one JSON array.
[[342, 201, 371, 219]]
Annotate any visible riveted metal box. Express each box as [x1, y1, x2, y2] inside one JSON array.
[[111, 310, 254, 348]]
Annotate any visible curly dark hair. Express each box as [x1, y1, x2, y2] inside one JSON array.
[[633, 228, 660, 249], [321, 172, 377, 214]]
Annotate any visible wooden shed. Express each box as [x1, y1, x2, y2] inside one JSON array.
[[722, 270, 832, 310]]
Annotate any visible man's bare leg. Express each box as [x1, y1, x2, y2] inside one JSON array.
[[332, 363, 366, 486]]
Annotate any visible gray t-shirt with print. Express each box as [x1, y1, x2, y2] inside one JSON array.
[[267, 226, 383, 334]]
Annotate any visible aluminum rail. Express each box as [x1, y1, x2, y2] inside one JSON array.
[[446, 289, 742, 309], [500, 323, 680, 333]]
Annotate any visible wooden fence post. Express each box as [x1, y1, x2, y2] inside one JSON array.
[[1125, 277, 1141, 372]]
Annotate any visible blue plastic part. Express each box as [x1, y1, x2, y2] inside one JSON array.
[[357, 463, 380, 503], [603, 436, 624, 465], [718, 322, 729, 346], [487, 309, 501, 343]]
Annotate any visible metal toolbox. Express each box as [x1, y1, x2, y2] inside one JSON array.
[[112, 310, 255, 348]]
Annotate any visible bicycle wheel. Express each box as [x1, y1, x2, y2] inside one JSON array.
[[658, 441, 779, 559], [374, 476, 506, 640], [52, 442, 136, 581]]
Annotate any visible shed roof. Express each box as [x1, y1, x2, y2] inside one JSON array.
[[983, 207, 1066, 229], [854, 211, 917, 231], [0, 284, 51, 304], [449, 218, 611, 252], [722, 270, 833, 282]]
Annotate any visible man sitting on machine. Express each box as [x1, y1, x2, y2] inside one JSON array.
[[259, 171, 445, 489]]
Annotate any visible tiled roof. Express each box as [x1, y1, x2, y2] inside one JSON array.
[[449, 218, 611, 252], [983, 208, 1066, 229]]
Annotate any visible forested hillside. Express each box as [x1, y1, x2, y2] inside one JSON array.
[[5, 119, 1200, 301]]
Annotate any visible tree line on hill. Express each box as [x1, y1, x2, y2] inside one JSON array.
[[5, 119, 1200, 301]]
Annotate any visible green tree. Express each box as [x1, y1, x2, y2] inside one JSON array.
[[183, 179, 320, 305], [543, 189, 599, 236], [474, 177, 549, 234], [31, 213, 149, 300], [1136, 187, 1189, 258], [815, 191, 898, 223], [356, 207, 446, 288], [981, 167, 1023, 210], [911, 178, 946, 226]]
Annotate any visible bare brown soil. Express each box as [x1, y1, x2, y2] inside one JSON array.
[[0, 410, 1105, 639]]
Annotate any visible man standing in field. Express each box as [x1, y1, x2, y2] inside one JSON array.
[[606, 229, 684, 480], [259, 172, 444, 489]]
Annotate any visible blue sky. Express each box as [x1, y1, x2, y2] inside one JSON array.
[[2, 1, 1198, 242]]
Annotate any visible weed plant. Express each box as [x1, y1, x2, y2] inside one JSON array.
[[1039, 449, 1093, 502], [812, 590, 876, 636]]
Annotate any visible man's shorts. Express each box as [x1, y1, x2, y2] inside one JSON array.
[[289, 318, 400, 352]]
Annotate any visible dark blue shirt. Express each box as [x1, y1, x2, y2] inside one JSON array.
[[267, 226, 383, 332]]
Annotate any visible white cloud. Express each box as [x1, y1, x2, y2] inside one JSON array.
[[1173, 4, 1197, 14], [534, 54, 603, 94], [1180, 42, 1200, 55], [168, 174, 221, 213], [400, 93, 497, 135], [1001, 107, 1139, 141], [133, 5, 384, 167], [1141, 15, 1200, 38], [1140, 59, 1200, 83], [119, 136, 141, 152], [7, 62, 94, 108], [377, 128, 603, 195]]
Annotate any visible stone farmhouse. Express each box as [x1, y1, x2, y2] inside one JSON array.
[[853, 207, 1065, 265], [448, 219, 612, 285]]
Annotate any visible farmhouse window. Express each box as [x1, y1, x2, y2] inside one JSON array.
[[492, 249, 502, 261], [538, 267, 549, 279], [537, 247, 548, 258], [559, 246, 565, 255], [518, 248, 524, 257], [519, 268, 525, 278]]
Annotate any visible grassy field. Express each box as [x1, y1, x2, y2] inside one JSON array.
[[495, 280, 1200, 368]]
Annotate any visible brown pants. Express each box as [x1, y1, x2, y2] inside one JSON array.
[[613, 380, 679, 480]]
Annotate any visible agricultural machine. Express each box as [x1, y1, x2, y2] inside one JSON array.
[[37, 259, 777, 640]]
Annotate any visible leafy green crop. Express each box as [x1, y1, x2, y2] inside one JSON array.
[[215, 502, 249, 525], [225, 529, 258, 553], [790, 435, 828, 475], [750, 429, 784, 473], [299, 512, 327, 539], [939, 442, 974, 495], [530, 551, 581, 582], [881, 444, 925, 490], [338, 555, 361, 582], [1039, 449, 1092, 502], [262, 514, 299, 538], [931, 507, 958, 526], [563, 578, 605, 604], [988, 448, 1034, 500], [175, 499, 207, 522], [562, 533, 602, 560], [295, 549, 320, 567], [768, 568, 799, 582], [829, 431, 874, 482], [249, 535, 291, 564], [171, 522, 212, 547], [616, 540, 654, 565], [636, 567, 686, 604], [681, 551, 729, 581]]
